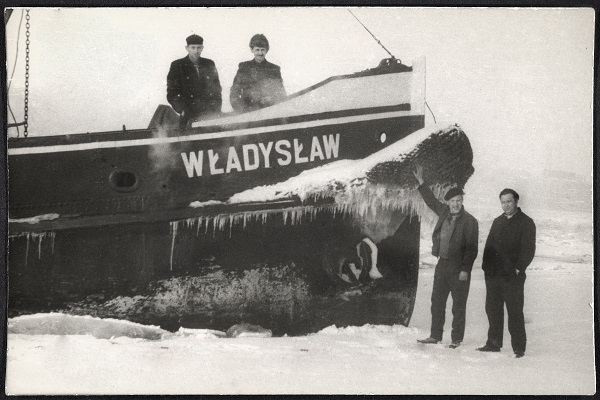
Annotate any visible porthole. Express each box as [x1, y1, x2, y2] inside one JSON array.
[[109, 170, 140, 192], [380, 132, 387, 143]]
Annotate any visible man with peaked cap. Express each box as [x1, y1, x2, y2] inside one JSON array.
[[167, 34, 222, 128], [230, 34, 286, 113], [413, 165, 479, 349]]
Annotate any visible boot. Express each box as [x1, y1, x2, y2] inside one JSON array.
[[476, 344, 501, 352], [417, 337, 440, 344]]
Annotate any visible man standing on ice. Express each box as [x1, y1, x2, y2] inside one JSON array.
[[413, 165, 479, 348], [477, 189, 536, 358], [167, 34, 223, 128]]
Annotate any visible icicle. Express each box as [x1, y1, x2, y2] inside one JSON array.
[[167, 178, 449, 239], [24, 233, 30, 266], [38, 232, 44, 259], [170, 221, 179, 271]]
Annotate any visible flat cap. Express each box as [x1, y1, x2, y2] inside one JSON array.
[[444, 187, 465, 201], [186, 34, 204, 45]]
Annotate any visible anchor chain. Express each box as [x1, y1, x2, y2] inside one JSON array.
[[24, 9, 30, 137]]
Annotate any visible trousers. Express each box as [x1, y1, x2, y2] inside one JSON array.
[[484, 274, 527, 353], [430, 258, 471, 342]]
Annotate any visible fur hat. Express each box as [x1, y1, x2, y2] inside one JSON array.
[[249, 34, 269, 50], [186, 34, 204, 45], [444, 187, 465, 201]]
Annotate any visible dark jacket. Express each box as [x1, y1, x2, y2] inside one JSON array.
[[230, 59, 286, 112], [482, 208, 536, 277], [419, 185, 479, 273], [167, 56, 222, 118]]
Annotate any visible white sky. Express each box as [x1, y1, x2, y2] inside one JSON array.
[[5, 7, 595, 177]]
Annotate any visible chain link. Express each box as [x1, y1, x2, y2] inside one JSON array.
[[24, 9, 30, 137]]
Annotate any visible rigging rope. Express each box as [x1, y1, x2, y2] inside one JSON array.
[[425, 101, 437, 124], [348, 9, 396, 59], [24, 9, 30, 137]]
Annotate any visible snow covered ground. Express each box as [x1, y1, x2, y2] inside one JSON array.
[[5, 206, 595, 395]]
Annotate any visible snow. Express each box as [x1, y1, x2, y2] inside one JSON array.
[[7, 213, 60, 224], [5, 206, 595, 395], [192, 69, 416, 128], [189, 200, 224, 208], [228, 123, 446, 205], [7, 314, 170, 340]]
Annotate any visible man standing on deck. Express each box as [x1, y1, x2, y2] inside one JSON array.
[[230, 34, 286, 113], [413, 165, 479, 349], [477, 189, 536, 358], [167, 34, 222, 128]]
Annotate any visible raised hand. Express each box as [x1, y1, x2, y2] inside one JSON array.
[[413, 165, 424, 185]]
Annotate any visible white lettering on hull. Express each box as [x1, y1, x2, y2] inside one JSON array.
[[181, 134, 340, 178], [181, 151, 204, 177], [208, 150, 224, 175], [226, 146, 242, 173]]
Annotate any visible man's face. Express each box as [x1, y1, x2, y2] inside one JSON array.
[[251, 47, 268, 63], [447, 195, 463, 214], [500, 193, 518, 216], [186, 44, 203, 62]]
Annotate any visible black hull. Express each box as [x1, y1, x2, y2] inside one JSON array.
[[8, 115, 424, 220], [8, 207, 420, 335]]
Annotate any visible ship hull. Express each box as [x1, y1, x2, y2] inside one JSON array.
[[8, 207, 420, 335], [8, 114, 424, 220]]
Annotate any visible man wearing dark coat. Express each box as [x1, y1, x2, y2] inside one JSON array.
[[230, 34, 286, 113], [413, 166, 479, 348], [167, 34, 222, 128], [477, 188, 536, 358]]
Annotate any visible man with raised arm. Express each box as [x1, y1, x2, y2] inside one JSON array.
[[413, 165, 479, 349]]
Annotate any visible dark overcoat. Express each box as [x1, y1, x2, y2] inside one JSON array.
[[230, 59, 286, 112], [482, 208, 536, 277], [167, 56, 222, 118], [419, 185, 479, 273]]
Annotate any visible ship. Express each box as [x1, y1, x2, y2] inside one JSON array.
[[6, 12, 474, 335]]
